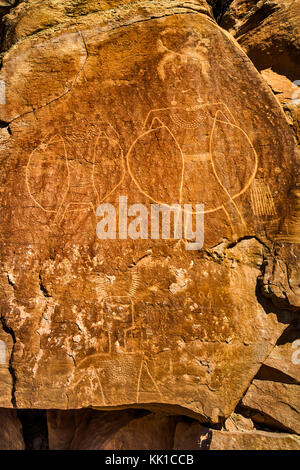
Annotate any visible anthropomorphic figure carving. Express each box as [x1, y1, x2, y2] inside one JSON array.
[[26, 116, 124, 229], [125, 32, 258, 239]]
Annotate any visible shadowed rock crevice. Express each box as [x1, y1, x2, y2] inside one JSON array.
[[0, 0, 22, 54], [276, 320, 300, 347], [255, 364, 299, 385], [0, 406, 298, 450], [17, 409, 49, 450], [239, 401, 299, 435], [219, 0, 300, 82], [0, 120, 12, 134], [38, 272, 51, 298], [207, 0, 234, 23]]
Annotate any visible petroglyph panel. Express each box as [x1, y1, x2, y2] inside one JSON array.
[[0, 9, 298, 418]]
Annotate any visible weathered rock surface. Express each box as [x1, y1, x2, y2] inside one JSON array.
[[0, 325, 13, 407], [260, 244, 300, 308], [0, 408, 25, 450], [221, 0, 300, 78], [217, 0, 300, 313], [241, 379, 300, 434], [224, 412, 255, 432], [173, 421, 300, 450], [0, 0, 299, 451], [48, 409, 178, 450], [260, 340, 300, 383], [173, 421, 212, 449], [260, 69, 300, 144], [209, 430, 300, 450], [219, 0, 300, 145]]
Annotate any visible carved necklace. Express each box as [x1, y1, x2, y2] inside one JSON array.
[[170, 110, 204, 129]]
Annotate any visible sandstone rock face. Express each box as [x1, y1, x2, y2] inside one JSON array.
[[173, 421, 300, 450], [242, 379, 300, 434], [220, 0, 300, 144], [261, 245, 300, 309], [209, 430, 300, 450], [261, 68, 300, 144], [48, 409, 178, 450], [261, 341, 300, 383], [224, 412, 255, 432], [0, 408, 24, 450], [173, 422, 212, 450], [0, 0, 299, 451], [221, 0, 300, 77], [0, 326, 13, 407]]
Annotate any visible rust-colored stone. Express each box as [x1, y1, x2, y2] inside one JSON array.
[[0, 0, 299, 450], [0, 0, 298, 424], [0, 409, 24, 450], [47, 409, 177, 450], [173, 421, 300, 450], [242, 379, 300, 434]]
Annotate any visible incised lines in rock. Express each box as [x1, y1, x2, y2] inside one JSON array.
[[70, 268, 164, 405], [26, 122, 126, 228], [26, 102, 260, 239]]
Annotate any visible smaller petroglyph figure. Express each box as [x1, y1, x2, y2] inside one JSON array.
[[101, 296, 137, 354], [0, 340, 6, 365], [124, 30, 259, 239], [26, 117, 124, 228], [71, 268, 164, 404], [95, 269, 142, 355], [250, 179, 277, 217]]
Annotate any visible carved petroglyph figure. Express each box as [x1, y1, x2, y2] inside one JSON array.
[[24, 27, 268, 405], [26, 33, 260, 239], [70, 267, 164, 404], [250, 178, 277, 217], [26, 119, 124, 228], [125, 32, 259, 238], [95, 268, 141, 355]]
